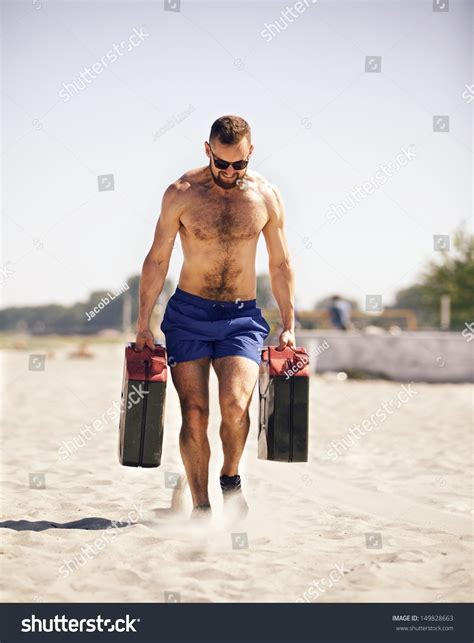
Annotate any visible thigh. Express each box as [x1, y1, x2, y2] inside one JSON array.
[[212, 355, 259, 407], [170, 357, 211, 410], [213, 313, 270, 366]]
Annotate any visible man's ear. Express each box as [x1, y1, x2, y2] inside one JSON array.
[[204, 141, 211, 158], [248, 143, 254, 157]]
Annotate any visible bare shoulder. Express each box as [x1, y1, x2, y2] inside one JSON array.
[[247, 171, 284, 218], [178, 166, 211, 188], [162, 167, 206, 209]]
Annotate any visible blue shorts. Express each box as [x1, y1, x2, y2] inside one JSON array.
[[160, 287, 271, 366]]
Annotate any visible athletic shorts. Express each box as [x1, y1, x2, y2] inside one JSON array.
[[160, 286, 271, 366]]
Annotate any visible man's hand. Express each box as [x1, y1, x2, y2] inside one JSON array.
[[277, 329, 296, 351], [134, 328, 155, 352]]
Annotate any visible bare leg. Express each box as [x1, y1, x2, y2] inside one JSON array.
[[170, 357, 211, 509], [212, 356, 259, 476]]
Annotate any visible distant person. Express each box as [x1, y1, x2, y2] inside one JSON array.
[[328, 296, 351, 331]]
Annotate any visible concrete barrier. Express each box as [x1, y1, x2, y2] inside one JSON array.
[[294, 330, 474, 383]]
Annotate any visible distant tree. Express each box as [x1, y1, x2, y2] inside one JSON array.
[[393, 226, 474, 330], [390, 284, 435, 327], [0, 273, 174, 335]]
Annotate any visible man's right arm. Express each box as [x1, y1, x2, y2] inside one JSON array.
[[135, 183, 182, 350]]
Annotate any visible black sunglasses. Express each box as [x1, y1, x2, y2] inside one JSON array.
[[209, 147, 250, 171]]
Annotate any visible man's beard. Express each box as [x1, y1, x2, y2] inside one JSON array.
[[209, 164, 243, 190]]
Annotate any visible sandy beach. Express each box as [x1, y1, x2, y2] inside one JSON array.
[[0, 340, 472, 603]]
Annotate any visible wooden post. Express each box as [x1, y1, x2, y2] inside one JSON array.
[[440, 294, 450, 330]]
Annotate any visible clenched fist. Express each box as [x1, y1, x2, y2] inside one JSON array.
[[134, 328, 155, 352]]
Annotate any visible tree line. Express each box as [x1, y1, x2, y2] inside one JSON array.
[[0, 227, 471, 334]]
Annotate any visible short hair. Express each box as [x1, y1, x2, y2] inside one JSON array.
[[209, 115, 251, 145]]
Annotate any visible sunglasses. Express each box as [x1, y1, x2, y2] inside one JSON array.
[[209, 147, 250, 171]]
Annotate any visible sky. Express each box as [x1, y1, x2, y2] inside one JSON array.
[[1, 0, 472, 313]]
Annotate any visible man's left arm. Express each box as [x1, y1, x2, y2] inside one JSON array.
[[262, 185, 296, 350]]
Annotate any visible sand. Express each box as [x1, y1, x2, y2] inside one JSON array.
[[0, 341, 472, 603]]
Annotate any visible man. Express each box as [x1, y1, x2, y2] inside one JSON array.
[[328, 295, 351, 331], [135, 115, 295, 519]]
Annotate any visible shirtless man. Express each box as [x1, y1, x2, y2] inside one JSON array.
[[135, 115, 295, 518]]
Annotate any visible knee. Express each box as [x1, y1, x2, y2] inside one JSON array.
[[221, 398, 249, 428], [181, 399, 209, 430]]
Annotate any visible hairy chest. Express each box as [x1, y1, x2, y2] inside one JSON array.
[[181, 190, 268, 242]]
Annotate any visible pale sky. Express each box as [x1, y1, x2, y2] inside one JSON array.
[[1, 0, 472, 312]]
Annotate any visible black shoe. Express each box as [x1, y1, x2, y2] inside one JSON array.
[[220, 475, 249, 518]]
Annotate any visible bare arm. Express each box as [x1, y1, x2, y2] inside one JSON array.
[[135, 184, 182, 349], [262, 185, 296, 348]]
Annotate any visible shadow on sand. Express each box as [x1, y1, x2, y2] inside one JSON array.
[[1, 476, 190, 531], [0, 518, 132, 532]]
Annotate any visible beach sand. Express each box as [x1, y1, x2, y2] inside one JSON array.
[[1, 341, 472, 603]]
